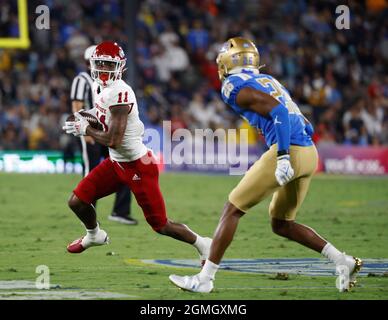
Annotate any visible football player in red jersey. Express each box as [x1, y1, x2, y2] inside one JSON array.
[[63, 41, 211, 264]]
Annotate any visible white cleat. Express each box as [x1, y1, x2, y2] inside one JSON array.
[[348, 256, 363, 289], [336, 253, 363, 291], [169, 274, 214, 293], [67, 229, 109, 254], [199, 237, 212, 267], [82, 229, 109, 248]]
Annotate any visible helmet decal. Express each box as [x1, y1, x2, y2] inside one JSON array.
[[216, 37, 261, 82], [219, 42, 230, 53]]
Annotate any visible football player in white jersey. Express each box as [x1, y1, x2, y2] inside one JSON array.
[[63, 41, 211, 263]]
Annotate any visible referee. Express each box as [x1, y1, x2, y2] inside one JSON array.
[[70, 45, 138, 225]]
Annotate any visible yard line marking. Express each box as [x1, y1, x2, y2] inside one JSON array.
[[0, 281, 137, 300], [126, 258, 388, 277]]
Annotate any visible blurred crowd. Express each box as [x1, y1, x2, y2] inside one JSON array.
[[0, 0, 387, 152]]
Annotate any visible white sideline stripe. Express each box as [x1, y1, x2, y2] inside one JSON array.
[[2, 286, 382, 293], [0, 280, 58, 290], [0, 281, 136, 300], [0, 290, 136, 300], [1, 282, 385, 299]]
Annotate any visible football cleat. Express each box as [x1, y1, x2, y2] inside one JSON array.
[[336, 254, 363, 291], [67, 237, 86, 253], [169, 274, 213, 293], [349, 257, 363, 289], [198, 237, 212, 267], [67, 230, 109, 253], [108, 214, 138, 225]]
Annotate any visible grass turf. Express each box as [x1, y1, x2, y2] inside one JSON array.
[[0, 172, 387, 299]]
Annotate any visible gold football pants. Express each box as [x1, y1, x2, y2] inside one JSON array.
[[228, 144, 318, 221]]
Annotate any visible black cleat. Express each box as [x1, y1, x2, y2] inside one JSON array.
[[108, 214, 138, 225]]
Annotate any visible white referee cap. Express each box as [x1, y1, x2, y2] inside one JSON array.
[[84, 45, 97, 61]]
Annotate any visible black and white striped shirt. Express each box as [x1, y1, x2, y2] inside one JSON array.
[[70, 72, 94, 110]]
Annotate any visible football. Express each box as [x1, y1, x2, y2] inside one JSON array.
[[66, 111, 103, 130]]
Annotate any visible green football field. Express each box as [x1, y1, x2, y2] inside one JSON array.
[[0, 172, 387, 300]]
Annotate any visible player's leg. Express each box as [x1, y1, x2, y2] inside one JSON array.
[[206, 201, 245, 264], [72, 142, 110, 227], [169, 146, 280, 292], [269, 145, 324, 248], [204, 148, 280, 264], [67, 158, 122, 253], [269, 145, 362, 289], [269, 177, 327, 252], [68, 194, 97, 229], [269, 177, 362, 289], [118, 151, 212, 264], [157, 220, 212, 264], [101, 144, 137, 225], [69, 155, 114, 229]]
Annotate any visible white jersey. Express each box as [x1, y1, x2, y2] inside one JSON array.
[[91, 79, 148, 162]]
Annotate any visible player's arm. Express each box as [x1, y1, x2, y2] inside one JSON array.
[[86, 105, 129, 148], [236, 87, 294, 186], [236, 87, 290, 155]]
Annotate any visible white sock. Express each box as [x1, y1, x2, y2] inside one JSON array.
[[86, 224, 100, 239], [199, 259, 219, 281], [193, 234, 206, 253], [321, 243, 343, 264]]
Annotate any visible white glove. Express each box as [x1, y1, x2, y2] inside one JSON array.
[[275, 155, 294, 186], [62, 120, 79, 136], [62, 111, 89, 136]]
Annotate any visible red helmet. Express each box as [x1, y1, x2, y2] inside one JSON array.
[[90, 41, 126, 86]]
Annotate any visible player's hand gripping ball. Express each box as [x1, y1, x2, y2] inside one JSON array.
[[63, 110, 103, 136]]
